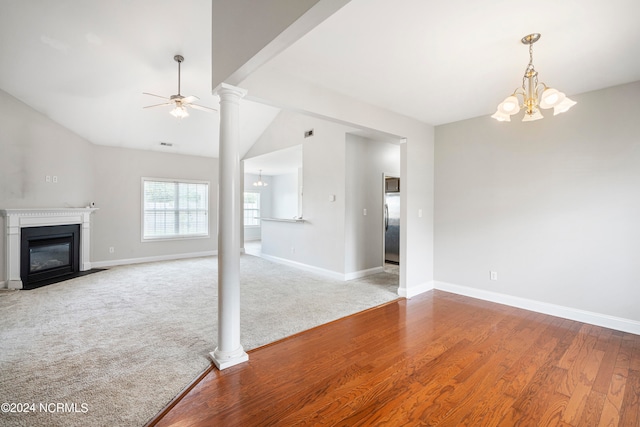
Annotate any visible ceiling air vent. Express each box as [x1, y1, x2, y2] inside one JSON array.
[[304, 129, 314, 138]]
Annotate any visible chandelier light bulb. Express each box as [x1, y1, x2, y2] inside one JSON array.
[[498, 96, 520, 115], [553, 97, 577, 115], [253, 170, 268, 187], [491, 111, 511, 122], [522, 109, 544, 122], [539, 88, 566, 109], [492, 33, 576, 123]]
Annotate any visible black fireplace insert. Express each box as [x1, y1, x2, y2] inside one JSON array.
[[20, 224, 80, 289]]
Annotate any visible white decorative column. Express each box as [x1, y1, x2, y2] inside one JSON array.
[[210, 83, 249, 370]]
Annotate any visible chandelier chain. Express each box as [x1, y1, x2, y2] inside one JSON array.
[[522, 42, 538, 94], [529, 42, 534, 68]]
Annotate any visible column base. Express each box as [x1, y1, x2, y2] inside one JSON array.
[[210, 346, 249, 370]]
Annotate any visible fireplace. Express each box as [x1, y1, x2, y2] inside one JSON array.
[[1, 208, 97, 289], [21, 224, 80, 288]]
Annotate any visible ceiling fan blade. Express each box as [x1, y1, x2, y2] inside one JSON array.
[[182, 95, 199, 104], [143, 102, 174, 109], [189, 104, 218, 112], [142, 92, 171, 100]]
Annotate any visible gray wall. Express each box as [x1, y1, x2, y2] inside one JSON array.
[[247, 110, 356, 274], [0, 89, 94, 282], [0, 90, 94, 209], [242, 71, 435, 294], [0, 89, 219, 282], [91, 145, 218, 264], [271, 172, 299, 219], [434, 81, 640, 322], [252, 112, 401, 277], [345, 134, 400, 274]]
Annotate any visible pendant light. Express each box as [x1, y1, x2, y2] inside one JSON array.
[[492, 33, 576, 122], [253, 170, 268, 187]]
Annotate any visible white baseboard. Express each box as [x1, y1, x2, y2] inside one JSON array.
[[344, 266, 385, 281], [398, 281, 434, 298], [434, 281, 640, 335], [92, 251, 218, 269], [259, 253, 347, 281]]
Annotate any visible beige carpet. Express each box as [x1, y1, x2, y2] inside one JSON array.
[[0, 254, 398, 426]]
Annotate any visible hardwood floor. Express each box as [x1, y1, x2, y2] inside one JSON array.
[[150, 290, 640, 426]]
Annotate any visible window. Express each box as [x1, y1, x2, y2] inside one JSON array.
[[142, 178, 209, 240], [243, 192, 261, 227]]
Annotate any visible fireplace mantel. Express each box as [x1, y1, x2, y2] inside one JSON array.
[[1, 208, 98, 289]]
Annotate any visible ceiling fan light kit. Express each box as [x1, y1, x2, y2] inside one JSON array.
[[143, 54, 217, 119], [170, 104, 189, 119], [492, 33, 576, 122]]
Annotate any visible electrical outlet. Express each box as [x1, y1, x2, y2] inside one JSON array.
[[52, 175, 58, 183], [363, 208, 367, 216], [46, 175, 51, 183], [490, 271, 498, 281], [109, 247, 115, 254]]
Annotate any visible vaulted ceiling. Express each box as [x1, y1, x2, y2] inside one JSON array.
[[1, 0, 639, 159], [261, 0, 640, 125]]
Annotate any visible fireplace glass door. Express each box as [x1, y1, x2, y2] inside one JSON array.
[[20, 224, 80, 288], [30, 239, 72, 273]]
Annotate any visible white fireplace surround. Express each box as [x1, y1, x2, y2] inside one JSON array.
[[1, 208, 98, 289]]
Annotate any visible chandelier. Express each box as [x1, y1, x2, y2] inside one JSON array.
[[492, 33, 576, 122], [253, 170, 268, 187]]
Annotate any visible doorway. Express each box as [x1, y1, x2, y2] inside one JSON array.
[[384, 176, 400, 267]]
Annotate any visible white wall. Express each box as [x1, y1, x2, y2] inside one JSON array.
[[345, 134, 400, 274], [434, 81, 640, 325], [271, 172, 299, 218]]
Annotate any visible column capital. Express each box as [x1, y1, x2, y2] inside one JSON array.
[[213, 82, 248, 99]]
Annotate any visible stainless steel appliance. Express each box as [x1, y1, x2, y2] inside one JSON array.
[[384, 177, 400, 264]]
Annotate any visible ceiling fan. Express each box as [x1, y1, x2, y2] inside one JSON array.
[[143, 55, 217, 119]]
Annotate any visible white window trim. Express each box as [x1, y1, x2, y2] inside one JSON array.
[[141, 177, 210, 242], [243, 191, 261, 228]]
